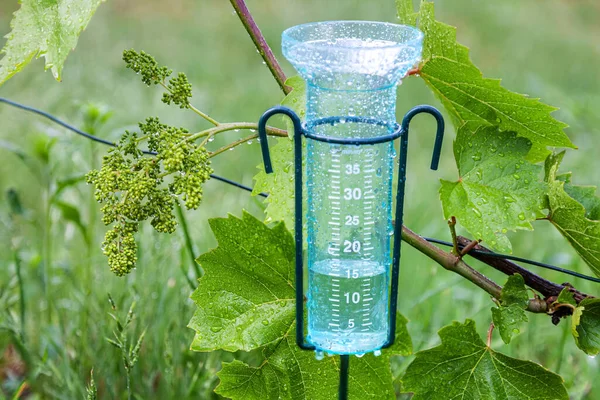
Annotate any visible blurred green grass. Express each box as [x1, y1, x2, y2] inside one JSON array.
[[0, 0, 599, 398]]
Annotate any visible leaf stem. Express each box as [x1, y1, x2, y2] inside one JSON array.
[[189, 104, 220, 126], [486, 322, 495, 347], [448, 216, 459, 256], [159, 81, 220, 126], [209, 133, 258, 158], [406, 67, 421, 77], [229, 0, 290, 95], [185, 122, 285, 145]]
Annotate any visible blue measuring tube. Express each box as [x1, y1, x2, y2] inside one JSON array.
[[280, 21, 424, 355]]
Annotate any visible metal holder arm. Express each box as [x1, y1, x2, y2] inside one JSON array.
[[257, 105, 444, 400], [386, 105, 444, 348]]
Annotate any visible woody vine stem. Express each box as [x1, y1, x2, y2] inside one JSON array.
[[229, 0, 592, 320]]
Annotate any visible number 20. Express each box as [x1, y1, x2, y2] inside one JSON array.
[[343, 240, 361, 253]]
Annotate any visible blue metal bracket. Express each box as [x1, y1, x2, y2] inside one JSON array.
[[257, 105, 444, 400]]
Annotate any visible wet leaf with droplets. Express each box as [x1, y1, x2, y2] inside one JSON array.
[[491, 274, 529, 344], [402, 320, 568, 400], [280, 76, 306, 139], [189, 212, 296, 352], [216, 317, 411, 400], [545, 152, 600, 277], [0, 0, 105, 85], [252, 137, 298, 231], [253, 76, 306, 232], [439, 126, 546, 252], [189, 212, 412, 399], [397, 0, 574, 162], [571, 298, 600, 356]]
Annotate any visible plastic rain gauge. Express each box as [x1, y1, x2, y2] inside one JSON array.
[[258, 21, 444, 360]]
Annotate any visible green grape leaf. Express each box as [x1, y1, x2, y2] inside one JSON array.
[[563, 183, 600, 221], [190, 212, 412, 399], [280, 76, 306, 139], [402, 319, 568, 400], [188, 212, 296, 352], [252, 138, 296, 230], [491, 274, 529, 344], [395, 0, 417, 26], [0, 0, 105, 85], [555, 287, 577, 307], [491, 306, 527, 345], [545, 152, 600, 276], [252, 76, 306, 230], [216, 359, 290, 399], [571, 298, 600, 356], [439, 126, 546, 251], [498, 274, 529, 308], [216, 317, 411, 400], [397, 0, 574, 159]]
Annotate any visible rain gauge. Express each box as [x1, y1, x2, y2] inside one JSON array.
[[257, 21, 445, 398]]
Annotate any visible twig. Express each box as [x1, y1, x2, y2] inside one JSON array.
[[456, 236, 588, 304], [402, 226, 503, 300], [230, 0, 290, 95], [401, 226, 550, 314], [460, 239, 481, 257]]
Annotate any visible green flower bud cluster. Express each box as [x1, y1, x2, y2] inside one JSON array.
[[169, 146, 212, 210], [87, 115, 213, 276], [102, 221, 138, 276], [162, 73, 192, 109], [123, 49, 171, 86], [123, 49, 191, 109], [149, 189, 177, 233]]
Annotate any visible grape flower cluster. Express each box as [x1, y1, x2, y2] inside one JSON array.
[[87, 51, 212, 276]]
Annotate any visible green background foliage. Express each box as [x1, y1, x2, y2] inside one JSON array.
[[1, 0, 599, 398]]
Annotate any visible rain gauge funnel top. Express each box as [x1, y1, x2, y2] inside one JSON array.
[[258, 21, 443, 358], [282, 21, 423, 91]]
